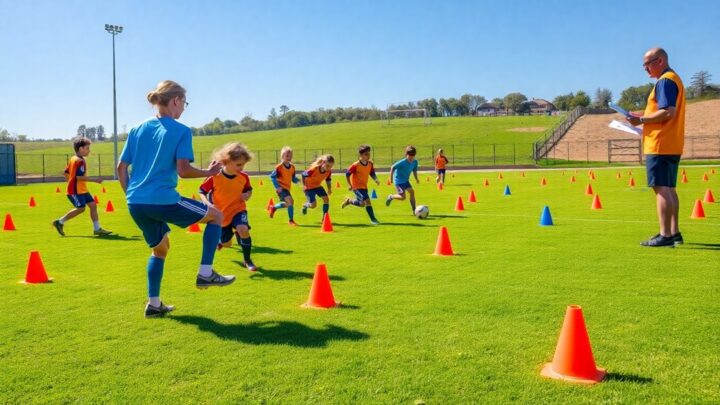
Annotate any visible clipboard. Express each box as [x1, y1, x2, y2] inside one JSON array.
[[609, 103, 633, 118]]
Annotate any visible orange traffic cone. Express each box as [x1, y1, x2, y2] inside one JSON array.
[[615, 172, 621, 180], [23, 251, 52, 284], [585, 184, 594, 195], [712, 169, 716, 175], [704, 189, 715, 203], [437, 182, 444, 191], [468, 190, 477, 203], [498, 173, 503, 180], [386, 178, 392, 186], [570, 176, 576, 183], [191, 193, 197, 200], [627, 170, 632, 176], [521, 171, 526, 177], [433, 226, 454, 256], [562, 170, 566, 176], [29, 196, 36, 207], [266, 198, 275, 211], [681, 173, 688, 183], [336, 181, 341, 189], [426, 176, 430, 182], [702, 173, 709, 182], [483, 179, 490, 187], [3, 214, 16, 231], [681, 168, 686, 175], [541, 305, 606, 384], [590, 172, 596, 180], [55, 186, 61, 193], [628, 177, 635, 187], [105, 200, 115, 212], [454, 196, 465, 211], [102, 186, 106, 193], [187, 222, 201, 233], [94, 195, 100, 204], [690, 199, 705, 219], [591, 194, 603, 210], [302, 263, 339, 308], [259, 179, 264, 186], [321, 213, 334, 233], [540, 177, 547, 186]]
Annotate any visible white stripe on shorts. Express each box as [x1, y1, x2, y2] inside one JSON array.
[[179, 200, 208, 216]]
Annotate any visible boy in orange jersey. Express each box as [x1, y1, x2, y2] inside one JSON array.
[[268, 146, 301, 226], [52, 136, 112, 236], [341, 145, 380, 224], [199, 143, 258, 271], [435, 148, 449, 184], [301, 155, 334, 217]]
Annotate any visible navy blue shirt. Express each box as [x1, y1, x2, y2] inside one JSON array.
[[655, 69, 679, 109]]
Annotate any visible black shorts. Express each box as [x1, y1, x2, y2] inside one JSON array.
[[645, 154, 680, 187]]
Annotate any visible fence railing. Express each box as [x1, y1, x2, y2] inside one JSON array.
[[534, 107, 614, 160]]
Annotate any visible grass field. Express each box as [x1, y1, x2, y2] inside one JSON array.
[[14, 116, 562, 177], [1, 166, 719, 403]]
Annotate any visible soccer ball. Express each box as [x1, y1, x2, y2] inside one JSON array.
[[415, 205, 429, 219]]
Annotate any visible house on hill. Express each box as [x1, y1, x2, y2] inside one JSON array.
[[475, 103, 504, 116], [523, 98, 557, 114]]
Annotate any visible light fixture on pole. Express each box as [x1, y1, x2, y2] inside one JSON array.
[[105, 24, 123, 180]]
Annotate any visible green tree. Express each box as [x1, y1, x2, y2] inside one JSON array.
[[618, 83, 654, 111], [593, 88, 612, 108], [690, 70, 712, 98], [571, 91, 591, 108], [552, 93, 573, 111], [279, 105, 289, 115], [96, 125, 106, 141], [503, 92, 527, 113]]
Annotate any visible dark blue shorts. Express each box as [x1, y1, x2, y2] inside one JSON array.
[[305, 187, 328, 204], [128, 197, 208, 247], [276, 188, 292, 200], [436, 169, 446, 175], [221, 211, 250, 243], [395, 182, 412, 195], [67, 193, 94, 208], [646, 154, 681, 187], [353, 189, 370, 202]]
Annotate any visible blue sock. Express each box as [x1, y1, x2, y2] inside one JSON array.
[[201, 223, 221, 265], [322, 203, 329, 214], [288, 206, 294, 220], [147, 256, 165, 298], [366, 206, 376, 221]]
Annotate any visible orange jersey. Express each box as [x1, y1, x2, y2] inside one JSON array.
[[435, 155, 449, 169], [65, 155, 88, 195], [271, 162, 297, 190], [643, 69, 685, 155], [302, 164, 332, 189], [199, 171, 252, 227], [346, 160, 376, 190]]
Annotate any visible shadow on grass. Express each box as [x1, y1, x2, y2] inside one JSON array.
[[63, 234, 141, 241], [426, 214, 468, 219], [253, 245, 294, 254], [170, 315, 369, 347], [684, 242, 720, 251], [605, 372, 653, 384], [236, 263, 346, 281]]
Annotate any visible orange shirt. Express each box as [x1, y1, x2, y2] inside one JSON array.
[[643, 70, 685, 155], [272, 162, 296, 190], [199, 170, 252, 227], [346, 160, 376, 190], [65, 155, 88, 195], [435, 155, 449, 169], [302, 163, 332, 189]]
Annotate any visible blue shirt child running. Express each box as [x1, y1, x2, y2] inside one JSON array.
[[391, 158, 418, 185]]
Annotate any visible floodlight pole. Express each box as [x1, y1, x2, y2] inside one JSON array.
[[105, 24, 123, 180]]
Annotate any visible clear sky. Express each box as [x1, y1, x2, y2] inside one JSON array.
[[1, 0, 719, 139]]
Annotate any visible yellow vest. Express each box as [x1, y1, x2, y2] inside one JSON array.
[[643, 70, 685, 155]]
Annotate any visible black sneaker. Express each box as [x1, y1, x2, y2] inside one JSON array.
[[144, 302, 175, 318], [671, 232, 684, 245], [341, 198, 351, 209], [640, 234, 675, 248], [385, 195, 393, 207], [196, 270, 236, 289], [52, 220, 65, 236], [243, 260, 258, 272]]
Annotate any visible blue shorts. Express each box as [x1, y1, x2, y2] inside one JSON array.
[[67, 193, 94, 208], [437, 169, 446, 175], [128, 197, 208, 248], [221, 211, 250, 243], [276, 188, 292, 200], [646, 154, 680, 187], [353, 189, 370, 202], [305, 187, 328, 204], [395, 182, 412, 195]]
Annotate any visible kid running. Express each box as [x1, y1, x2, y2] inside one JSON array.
[[199, 143, 257, 271], [341, 145, 380, 224], [301, 155, 334, 217], [52, 136, 112, 236], [435, 148, 449, 184], [268, 146, 300, 226], [386, 145, 420, 215]]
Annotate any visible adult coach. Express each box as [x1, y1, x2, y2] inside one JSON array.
[[627, 48, 685, 247], [117, 80, 236, 318]]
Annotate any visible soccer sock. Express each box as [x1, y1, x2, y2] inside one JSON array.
[[351, 199, 362, 207], [147, 256, 164, 302], [235, 232, 242, 246], [239, 237, 252, 262], [410, 198, 416, 213], [93, 220, 100, 231], [288, 206, 294, 220], [322, 203, 329, 214], [274, 202, 286, 209], [200, 223, 221, 269], [58, 216, 67, 224], [366, 206, 376, 220]]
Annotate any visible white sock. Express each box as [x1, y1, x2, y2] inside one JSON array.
[[148, 297, 161, 307], [93, 220, 100, 231], [58, 217, 66, 225], [198, 264, 213, 277]]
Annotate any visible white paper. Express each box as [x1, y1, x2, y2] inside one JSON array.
[[609, 103, 632, 118], [609, 119, 642, 136]]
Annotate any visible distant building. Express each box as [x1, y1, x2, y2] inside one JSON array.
[[523, 98, 557, 114], [475, 103, 504, 116]]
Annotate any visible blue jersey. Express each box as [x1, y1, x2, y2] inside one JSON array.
[[391, 158, 418, 185], [119, 116, 194, 205]]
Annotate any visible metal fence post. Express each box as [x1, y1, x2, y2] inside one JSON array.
[[339, 149, 342, 168], [567, 142, 570, 162], [451, 145, 455, 166], [586, 142, 589, 163], [390, 146, 393, 165], [42, 154, 45, 182], [472, 144, 475, 166], [513, 144, 516, 165], [493, 144, 496, 166]]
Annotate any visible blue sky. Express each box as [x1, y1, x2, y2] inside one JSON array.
[[1, 0, 719, 139]]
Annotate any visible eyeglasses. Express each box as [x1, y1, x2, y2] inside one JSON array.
[[183, 101, 189, 107], [643, 57, 660, 68]]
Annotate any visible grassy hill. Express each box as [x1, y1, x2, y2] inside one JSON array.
[[15, 115, 563, 176]]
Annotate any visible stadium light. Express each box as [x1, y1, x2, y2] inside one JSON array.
[[105, 24, 123, 180]]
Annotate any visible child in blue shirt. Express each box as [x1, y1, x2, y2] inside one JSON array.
[[386, 145, 420, 215]]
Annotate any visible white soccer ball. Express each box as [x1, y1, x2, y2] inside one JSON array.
[[415, 205, 429, 219]]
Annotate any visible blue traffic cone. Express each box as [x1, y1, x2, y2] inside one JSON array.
[[504, 185, 511, 196], [371, 189, 378, 199], [540, 206, 553, 226]]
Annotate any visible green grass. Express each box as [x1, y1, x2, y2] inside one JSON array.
[[14, 116, 561, 177], [1, 166, 719, 403]]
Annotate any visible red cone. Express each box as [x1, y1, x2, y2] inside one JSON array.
[[29, 196, 36, 207], [540, 177, 547, 186], [266, 198, 275, 211], [102, 187, 106, 193], [468, 190, 477, 203], [454, 196, 465, 211], [3, 214, 16, 231], [437, 182, 444, 191], [24, 251, 51, 284], [94, 195, 99, 204], [591, 194, 603, 210], [483, 179, 490, 187], [585, 184, 593, 195], [187, 222, 201, 233], [704, 189, 715, 203], [302, 263, 339, 308], [681, 174, 688, 183], [55, 186, 61, 193], [702, 173, 709, 182], [105, 200, 115, 212], [433, 226, 454, 256], [321, 213, 334, 233], [570, 176, 576, 183], [690, 199, 705, 219], [628, 178, 635, 187], [259, 179, 264, 186]]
